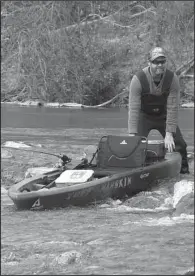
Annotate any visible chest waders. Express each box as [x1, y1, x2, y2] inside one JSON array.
[[134, 69, 189, 173], [136, 69, 174, 116]]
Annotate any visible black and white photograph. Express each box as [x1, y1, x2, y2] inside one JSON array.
[[1, 1, 194, 275]]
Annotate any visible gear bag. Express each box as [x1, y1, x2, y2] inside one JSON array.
[[96, 135, 147, 169]]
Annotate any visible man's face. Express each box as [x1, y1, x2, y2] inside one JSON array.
[[149, 57, 167, 76]]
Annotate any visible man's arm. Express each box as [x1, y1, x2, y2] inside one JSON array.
[[128, 75, 142, 134], [164, 73, 180, 152], [166, 73, 180, 134]]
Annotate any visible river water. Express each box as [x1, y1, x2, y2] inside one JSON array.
[[1, 104, 194, 275]]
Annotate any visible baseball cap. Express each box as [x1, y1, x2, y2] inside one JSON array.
[[149, 47, 166, 61]]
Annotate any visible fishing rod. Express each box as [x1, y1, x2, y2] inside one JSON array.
[[2, 143, 100, 168], [2, 146, 72, 165]]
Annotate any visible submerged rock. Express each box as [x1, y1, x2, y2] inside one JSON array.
[[125, 194, 162, 209], [53, 251, 82, 265]]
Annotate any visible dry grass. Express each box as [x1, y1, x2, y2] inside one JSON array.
[[1, 1, 194, 104]]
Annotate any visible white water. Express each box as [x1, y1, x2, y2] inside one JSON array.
[[2, 141, 194, 227], [104, 179, 194, 226], [131, 214, 194, 226], [1, 187, 13, 206], [2, 178, 193, 226], [3, 141, 31, 148]]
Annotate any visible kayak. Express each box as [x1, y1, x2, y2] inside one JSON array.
[[8, 137, 182, 210]]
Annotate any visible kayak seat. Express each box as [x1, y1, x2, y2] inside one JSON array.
[[96, 135, 147, 169]]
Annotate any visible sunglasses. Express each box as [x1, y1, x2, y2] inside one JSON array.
[[151, 60, 166, 65]]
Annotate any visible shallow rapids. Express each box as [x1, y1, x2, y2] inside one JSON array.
[[1, 135, 194, 275]]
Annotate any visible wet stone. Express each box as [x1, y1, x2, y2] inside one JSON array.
[[173, 192, 194, 216], [125, 195, 162, 209], [53, 251, 82, 265]]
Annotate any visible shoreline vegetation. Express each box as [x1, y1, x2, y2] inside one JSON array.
[[1, 1, 194, 106], [1, 100, 194, 109]]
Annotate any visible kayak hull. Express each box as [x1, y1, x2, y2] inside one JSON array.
[[8, 152, 181, 210]]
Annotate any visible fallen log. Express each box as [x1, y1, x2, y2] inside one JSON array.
[[49, 5, 155, 35], [82, 89, 127, 109], [83, 57, 194, 109]]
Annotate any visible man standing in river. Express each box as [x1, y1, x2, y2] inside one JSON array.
[[128, 47, 189, 174]]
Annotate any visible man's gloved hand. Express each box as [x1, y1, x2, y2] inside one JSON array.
[[164, 132, 175, 152]]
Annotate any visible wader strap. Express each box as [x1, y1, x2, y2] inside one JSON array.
[[136, 69, 174, 94], [162, 69, 174, 93], [136, 70, 150, 94]]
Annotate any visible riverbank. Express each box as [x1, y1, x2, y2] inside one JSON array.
[[1, 101, 194, 109]]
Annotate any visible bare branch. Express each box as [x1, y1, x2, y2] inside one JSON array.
[[100, 7, 156, 29], [50, 6, 156, 35], [80, 2, 138, 24], [102, 19, 133, 29], [82, 90, 127, 109], [132, 4, 147, 11], [179, 75, 194, 79], [80, 13, 102, 23], [129, 7, 156, 18], [107, 1, 138, 18], [180, 61, 194, 76], [186, 14, 194, 31], [175, 58, 194, 74]]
